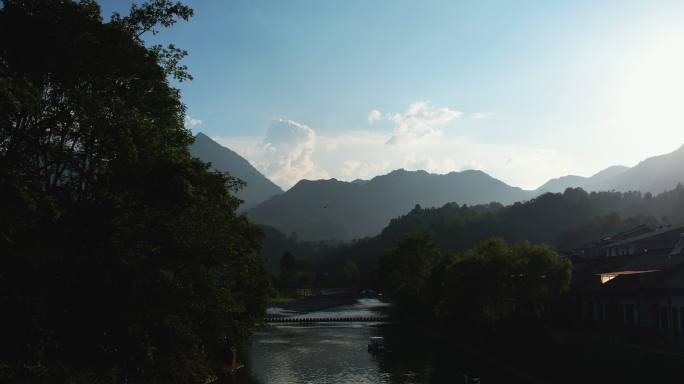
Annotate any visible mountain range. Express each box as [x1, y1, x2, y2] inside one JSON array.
[[190, 133, 684, 241], [536, 145, 684, 194], [535, 166, 630, 193], [247, 169, 529, 241]]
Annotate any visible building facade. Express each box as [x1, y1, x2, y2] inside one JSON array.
[[567, 226, 684, 345]]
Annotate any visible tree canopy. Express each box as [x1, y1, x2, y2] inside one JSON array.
[[378, 233, 443, 319], [0, 1, 269, 382], [323, 186, 682, 283], [438, 238, 572, 327], [378, 234, 571, 329]]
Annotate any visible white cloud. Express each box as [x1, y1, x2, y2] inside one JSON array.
[[184, 115, 203, 127], [255, 119, 329, 188], [215, 119, 328, 189], [214, 124, 590, 191], [368, 109, 383, 123], [403, 154, 460, 174], [460, 161, 484, 171], [340, 159, 392, 180], [470, 112, 495, 120], [369, 101, 462, 145], [313, 129, 584, 189]]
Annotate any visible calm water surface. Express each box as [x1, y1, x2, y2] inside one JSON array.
[[239, 298, 525, 384]]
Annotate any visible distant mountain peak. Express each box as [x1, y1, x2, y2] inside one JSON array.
[[189, 133, 282, 211], [593, 144, 684, 193], [589, 165, 628, 181], [535, 144, 684, 195], [457, 169, 490, 177], [247, 166, 532, 241]]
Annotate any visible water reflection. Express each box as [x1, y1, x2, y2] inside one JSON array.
[[238, 299, 524, 384]]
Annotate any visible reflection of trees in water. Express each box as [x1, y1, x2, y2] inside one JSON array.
[[229, 348, 263, 384], [374, 325, 524, 384], [373, 325, 446, 383]]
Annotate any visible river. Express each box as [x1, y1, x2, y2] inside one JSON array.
[[236, 298, 527, 384]]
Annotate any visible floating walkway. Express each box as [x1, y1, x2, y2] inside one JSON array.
[[264, 316, 388, 323]]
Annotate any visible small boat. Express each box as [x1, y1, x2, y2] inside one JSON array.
[[367, 336, 385, 353]]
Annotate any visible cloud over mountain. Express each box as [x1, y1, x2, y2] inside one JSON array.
[[369, 101, 462, 145], [256, 119, 328, 188], [217, 125, 585, 191], [184, 115, 203, 127]]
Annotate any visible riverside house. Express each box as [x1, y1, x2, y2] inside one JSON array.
[[567, 225, 684, 344]]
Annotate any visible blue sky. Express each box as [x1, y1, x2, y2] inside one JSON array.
[[101, 0, 684, 189]]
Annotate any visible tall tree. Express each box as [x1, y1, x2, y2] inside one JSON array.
[[0, 1, 269, 383], [378, 233, 442, 318]]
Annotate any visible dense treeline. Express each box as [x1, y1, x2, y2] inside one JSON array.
[[0, 1, 268, 383], [378, 234, 571, 328], [303, 186, 684, 284], [259, 226, 360, 292], [259, 225, 341, 272], [381, 187, 684, 250]]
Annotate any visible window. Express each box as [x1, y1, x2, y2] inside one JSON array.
[[601, 274, 617, 284]]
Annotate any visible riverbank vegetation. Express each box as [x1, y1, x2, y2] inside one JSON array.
[[0, 1, 268, 382], [353, 187, 682, 274], [264, 186, 683, 293], [378, 235, 572, 327]]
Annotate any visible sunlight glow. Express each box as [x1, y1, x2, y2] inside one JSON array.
[[611, 27, 684, 151]]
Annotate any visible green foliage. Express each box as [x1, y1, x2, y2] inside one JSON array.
[[111, 0, 194, 81], [258, 225, 340, 272], [112, 0, 193, 36], [378, 233, 442, 318], [329, 187, 684, 283], [438, 239, 572, 326], [273, 249, 358, 292], [0, 1, 268, 382], [378, 234, 571, 329]]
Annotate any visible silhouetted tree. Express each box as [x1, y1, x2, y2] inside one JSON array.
[[0, 1, 269, 382], [378, 233, 442, 319]]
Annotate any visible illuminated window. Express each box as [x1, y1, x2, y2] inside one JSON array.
[[601, 274, 617, 284]]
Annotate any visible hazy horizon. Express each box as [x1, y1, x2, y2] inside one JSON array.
[[201, 131, 679, 192]]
